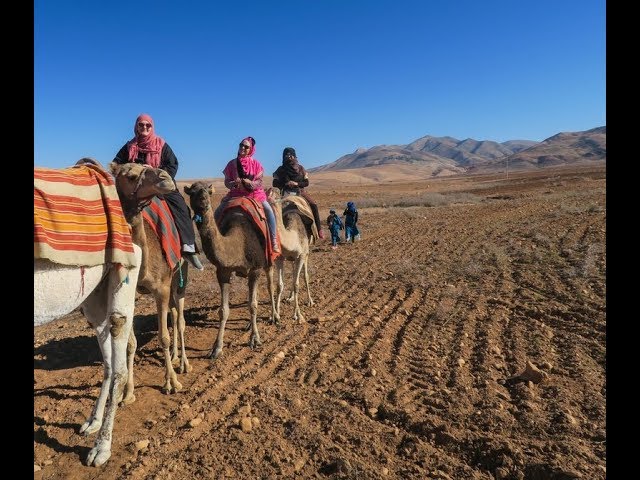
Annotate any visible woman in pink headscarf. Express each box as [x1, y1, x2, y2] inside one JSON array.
[[217, 136, 280, 252], [113, 113, 204, 270]]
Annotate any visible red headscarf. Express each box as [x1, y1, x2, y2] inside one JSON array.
[[126, 113, 166, 168]]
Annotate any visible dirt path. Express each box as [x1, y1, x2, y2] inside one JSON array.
[[34, 165, 606, 479]]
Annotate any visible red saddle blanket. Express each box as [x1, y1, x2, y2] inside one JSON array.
[[217, 196, 280, 264], [142, 197, 182, 270], [34, 163, 137, 273]]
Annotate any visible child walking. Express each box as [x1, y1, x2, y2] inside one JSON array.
[[326, 209, 343, 249]]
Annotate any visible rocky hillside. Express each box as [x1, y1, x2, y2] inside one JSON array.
[[474, 126, 606, 172], [310, 127, 605, 176]]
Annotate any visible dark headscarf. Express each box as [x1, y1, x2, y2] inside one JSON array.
[[282, 147, 300, 177]]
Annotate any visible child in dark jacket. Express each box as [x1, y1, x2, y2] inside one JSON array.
[[326, 210, 343, 249]]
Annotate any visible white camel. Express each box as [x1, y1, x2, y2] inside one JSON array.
[[34, 244, 142, 467], [267, 190, 315, 322], [34, 158, 169, 467]]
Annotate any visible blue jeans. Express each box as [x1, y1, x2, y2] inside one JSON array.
[[262, 201, 277, 243]]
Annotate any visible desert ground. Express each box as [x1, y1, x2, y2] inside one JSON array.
[[34, 164, 606, 480]]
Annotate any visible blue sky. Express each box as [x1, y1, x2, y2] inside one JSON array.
[[34, 0, 606, 180]]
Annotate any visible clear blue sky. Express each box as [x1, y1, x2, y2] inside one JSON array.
[[35, 0, 606, 180]]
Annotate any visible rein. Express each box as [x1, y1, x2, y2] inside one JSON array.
[[117, 168, 153, 223]]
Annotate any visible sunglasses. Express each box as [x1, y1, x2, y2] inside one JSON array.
[[138, 123, 152, 129], [239, 144, 251, 149]]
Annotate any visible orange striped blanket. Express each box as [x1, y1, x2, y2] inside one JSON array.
[[217, 197, 280, 264], [142, 197, 182, 270], [34, 163, 137, 273]]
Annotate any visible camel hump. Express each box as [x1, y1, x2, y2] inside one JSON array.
[[75, 157, 104, 170]]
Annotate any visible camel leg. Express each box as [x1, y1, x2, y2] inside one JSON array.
[[248, 271, 263, 349], [285, 262, 295, 303], [274, 257, 285, 320], [120, 328, 137, 405], [303, 253, 314, 306], [79, 283, 111, 437], [292, 257, 305, 323], [86, 256, 139, 467], [175, 295, 191, 373], [154, 288, 182, 394], [211, 272, 231, 360], [266, 266, 279, 326], [170, 304, 179, 365]]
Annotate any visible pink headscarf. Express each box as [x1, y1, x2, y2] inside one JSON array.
[[222, 136, 266, 201], [126, 113, 166, 168]]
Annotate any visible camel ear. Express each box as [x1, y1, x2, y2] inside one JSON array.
[[184, 185, 192, 195], [207, 184, 213, 194]]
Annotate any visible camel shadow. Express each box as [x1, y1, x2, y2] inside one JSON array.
[[34, 336, 101, 370], [34, 425, 90, 461], [34, 383, 98, 401]]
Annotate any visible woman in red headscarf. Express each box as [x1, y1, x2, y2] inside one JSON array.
[[217, 136, 280, 253], [113, 113, 204, 270]]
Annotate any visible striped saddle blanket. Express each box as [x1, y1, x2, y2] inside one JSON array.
[[34, 163, 137, 276], [142, 197, 182, 270], [216, 196, 280, 264]]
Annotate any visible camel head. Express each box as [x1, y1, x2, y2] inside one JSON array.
[[266, 187, 282, 209], [109, 162, 175, 220], [184, 181, 214, 217]]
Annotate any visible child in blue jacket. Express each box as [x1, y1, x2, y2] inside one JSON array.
[[326, 210, 343, 249]]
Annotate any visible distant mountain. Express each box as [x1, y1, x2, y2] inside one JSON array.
[[473, 126, 606, 172], [309, 127, 604, 176]]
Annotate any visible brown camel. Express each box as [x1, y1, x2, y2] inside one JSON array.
[[110, 162, 192, 395], [267, 189, 314, 322], [184, 181, 278, 360]]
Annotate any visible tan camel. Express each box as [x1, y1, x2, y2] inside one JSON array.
[[110, 162, 192, 395], [267, 189, 314, 322], [184, 181, 278, 360]]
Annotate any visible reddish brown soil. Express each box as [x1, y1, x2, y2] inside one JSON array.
[[34, 164, 606, 480]]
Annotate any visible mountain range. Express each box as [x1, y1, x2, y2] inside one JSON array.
[[309, 126, 606, 177]]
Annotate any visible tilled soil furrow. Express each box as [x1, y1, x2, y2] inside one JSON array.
[[34, 166, 607, 480]]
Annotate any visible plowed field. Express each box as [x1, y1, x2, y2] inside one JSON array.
[[34, 164, 606, 480]]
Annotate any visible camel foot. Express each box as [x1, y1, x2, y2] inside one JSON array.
[[162, 379, 183, 394], [307, 299, 315, 306], [179, 361, 192, 374], [86, 442, 111, 467], [295, 312, 305, 323], [171, 356, 180, 367], [249, 335, 263, 350], [120, 393, 136, 406], [209, 348, 223, 360], [80, 418, 102, 435]]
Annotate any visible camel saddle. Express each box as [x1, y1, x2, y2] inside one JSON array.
[[216, 196, 280, 264], [141, 197, 182, 271], [281, 194, 320, 240], [34, 162, 137, 282]]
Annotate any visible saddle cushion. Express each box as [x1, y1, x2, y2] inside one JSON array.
[[282, 195, 319, 240]]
